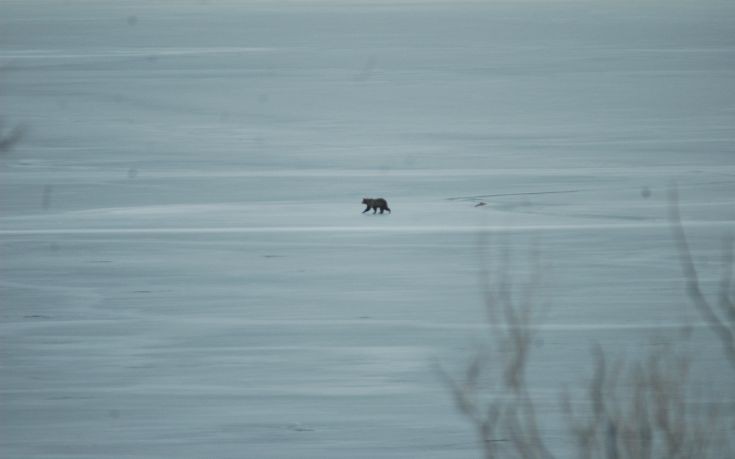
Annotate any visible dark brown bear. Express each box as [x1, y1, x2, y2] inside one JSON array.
[[362, 198, 391, 214]]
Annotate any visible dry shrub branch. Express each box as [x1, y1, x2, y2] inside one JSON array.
[[444, 205, 734, 458]]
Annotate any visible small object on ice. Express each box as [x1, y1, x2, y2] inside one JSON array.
[[474, 201, 487, 207], [361, 197, 391, 214], [288, 423, 314, 432], [641, 186, 651, 199]]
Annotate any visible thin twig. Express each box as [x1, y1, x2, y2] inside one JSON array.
[[667, 186, 735, 369]]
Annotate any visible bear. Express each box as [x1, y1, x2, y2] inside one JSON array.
[[362, 197, 391, 214]]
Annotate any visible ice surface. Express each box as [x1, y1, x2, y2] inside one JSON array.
[[2, 1, 734, 457]]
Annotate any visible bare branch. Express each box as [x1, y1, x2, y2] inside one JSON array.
[[719, 236, 735, 324], [0, 119, 25, 153], [667, 185, 735, 369], [449, 220, 734, 459]]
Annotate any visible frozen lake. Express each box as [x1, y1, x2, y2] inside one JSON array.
[[2, 1, 734, 457]]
